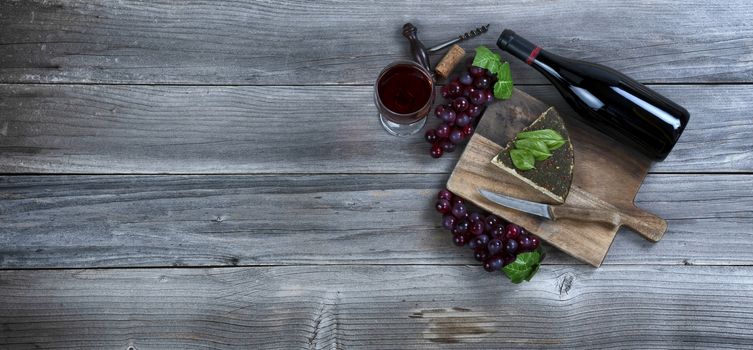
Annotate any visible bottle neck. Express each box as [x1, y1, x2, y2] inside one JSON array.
[[497, 30, 543, 66]]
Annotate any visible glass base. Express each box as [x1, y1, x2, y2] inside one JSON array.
[[379, 114, 426, 137]]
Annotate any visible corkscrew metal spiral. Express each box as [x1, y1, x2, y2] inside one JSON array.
[[427, 24, 490, 53]]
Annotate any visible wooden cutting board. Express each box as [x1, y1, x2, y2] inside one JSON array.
[[447, 89, 667, 267]]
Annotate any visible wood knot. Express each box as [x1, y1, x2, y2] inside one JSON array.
[[557, 272, 575, 297]]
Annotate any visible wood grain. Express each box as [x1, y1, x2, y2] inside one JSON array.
[[1, 174, 751, 269], [2, 1, 753, 84], [1, 265, 753, 349], [0, 84, 749, 174]]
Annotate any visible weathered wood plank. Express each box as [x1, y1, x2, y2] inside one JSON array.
[[2, 0, 753, 84], [1, 265, 752, 349], [1, 174, 750, 268], [0, 84, 749, 174]]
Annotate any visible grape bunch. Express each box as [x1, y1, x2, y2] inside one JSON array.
[[425, 58, 497, 158], [435, 189, 541, 274]]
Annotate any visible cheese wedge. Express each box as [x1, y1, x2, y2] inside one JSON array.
[[491, 107, 574, 204]]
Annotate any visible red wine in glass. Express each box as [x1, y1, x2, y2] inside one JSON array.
[[374, 60, 435, 136]]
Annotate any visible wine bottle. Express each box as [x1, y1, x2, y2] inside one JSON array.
[[497, 30, 689, 160]]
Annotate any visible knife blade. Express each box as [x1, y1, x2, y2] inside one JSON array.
[[478, 188, 553, 220], [477, 188, 622, 226]]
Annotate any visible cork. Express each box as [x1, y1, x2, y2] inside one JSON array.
[[434, 44, 466, 80]]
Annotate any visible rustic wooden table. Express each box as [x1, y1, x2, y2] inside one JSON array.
[[1, 1, 752, 348]]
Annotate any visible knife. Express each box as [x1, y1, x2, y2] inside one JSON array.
[[478, 189, 621, 227]]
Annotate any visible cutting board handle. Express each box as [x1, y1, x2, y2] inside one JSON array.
[[619, 206, 668, 242]]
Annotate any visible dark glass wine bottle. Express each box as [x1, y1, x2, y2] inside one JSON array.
[[497, 30, 689, 160]]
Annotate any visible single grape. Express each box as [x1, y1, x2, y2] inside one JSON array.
[[439, 108, 456, 124], [455, 112, 472, 127], [425, 129, 438, 143], [454, 219, 469, 234], [439, 138, 456, 153], [474, 76, 491, 89], [468, 212, 483, 223], [473, 234, 490, 248], [440, 85, 451, 99], [505, 223, 522, 240], [452, 97, 469, 112], [474, 248, 489, 262], [447, 82, 463, 98], [503, 254, 517, 266], [453, 234, 467, 246], [484, 215, 500, 232], [450, 196, 464, 207], [436, 123, 451, 139], [469, 89, 485, 105], [451, 202, 467, 219], [461, 85, 477, 98], [430, 143, 443, 158], [468, 237, 479, 250], [505, 238, 519, 255], [434, 105, 447, 118], [441, 214, 456, 230], [490, 224, 505, 239], [459, 72, 474, 86], [484, 90, 495, 105], [487, 239, 503, 256], [467, 104, 482, 118], [469, 221, 484, 236], [484, 256, 504, 272], [435, 199, 451, 214], [518, 235, 534, 251], [462, 124, 474, 137], [530, 235, 541, 250], [449, 128, 464, 144], [438, 189, 453, 201], [469, 66, 485, 77]]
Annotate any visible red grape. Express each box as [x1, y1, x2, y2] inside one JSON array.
[[436, 123, 451, 139], [474, 76, 491, 89], [425, 129, 438, 143], [487, 238, 503, 256], [452, 97, 469, 112], [484, 90, 494, 105], [449, 128, 464, 144], [469, 221, 484, 236], [447, 81, 463, 98], [430, 143, 443, 158], [462, 124, 474, 137], [439, 139, 456, 153], [469, 66, 485, 77], [438, 189, 453, 201], [451, 202, 467, 219], [455, 112, 472, 127], [505, 239, 519, 255], [453, 234, 467, 246], [484, 256, 504, 272], [467, 104, 482, 118], [435, 199, 451, 214], [442, 214, 456, 230]]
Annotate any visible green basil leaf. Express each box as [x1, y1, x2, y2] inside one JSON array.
[[492, 62, 513, 100], [516, 129, 564, 142], [503, 251, 542, 284], [510, 149, 535, 171], [543, 139, 566, 151], [514, 139, 551, 161], [472, 46, 502, 73]]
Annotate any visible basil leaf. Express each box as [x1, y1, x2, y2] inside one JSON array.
[[503, 251, 542, 284], [543, 139, 566, 151], [472, 46, 502, 73], [510, 149, 535, 170], [514, 139, 551, 161], [516, 129, 564, 142], [492, 62, 513, 100]]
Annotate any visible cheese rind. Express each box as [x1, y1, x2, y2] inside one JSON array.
[[491, 107, 574, 204]]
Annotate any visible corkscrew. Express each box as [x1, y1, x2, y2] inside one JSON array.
[[402, 23, 490, 72], [427, 24, 490, 53]]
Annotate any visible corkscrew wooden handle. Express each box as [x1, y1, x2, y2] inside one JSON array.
[[402, 23, 431, 72]]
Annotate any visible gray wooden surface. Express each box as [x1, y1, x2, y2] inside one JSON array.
[[1, 0, 752, 349]]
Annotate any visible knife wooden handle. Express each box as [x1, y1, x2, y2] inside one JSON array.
[[548, 206, 621, 227]]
